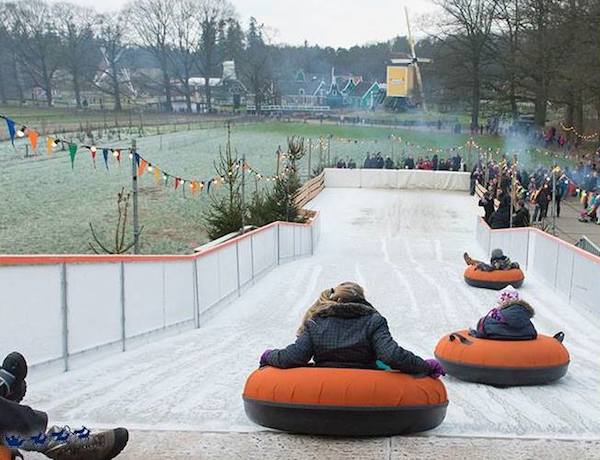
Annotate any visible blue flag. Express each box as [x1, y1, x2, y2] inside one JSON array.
[[5, 118, 16, 145], [102, 148, 109, 170]]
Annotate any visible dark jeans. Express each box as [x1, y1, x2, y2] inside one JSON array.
[[0, 397, 48, 436]]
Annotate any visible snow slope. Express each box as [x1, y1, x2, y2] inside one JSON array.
[[27, 188, 600, 439]]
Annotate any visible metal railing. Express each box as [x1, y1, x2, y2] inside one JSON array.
[[575, 236, 600, 257]]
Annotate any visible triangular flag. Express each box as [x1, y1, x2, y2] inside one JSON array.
[[27, 129, 38, 152], [174, 177, 180, 189], [134, 152, 140, 167], [5, 118, 16, 145], [115, 149, 121, 165], [102, 149, 109, 170], [46, 137, 55, 156], [68, 143, 78, 169], [153, 166, 161, 184], [90, 149, 97, 169], [137, 158, 147, 176]]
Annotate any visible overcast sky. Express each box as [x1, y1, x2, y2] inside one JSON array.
[[58, 0, 439, 48]]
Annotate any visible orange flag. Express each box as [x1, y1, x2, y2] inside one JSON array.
[[137, 159, 147, 176], [153, 166, 161, 184], [46, 137, 54, 156], [27, 130, 39, 152]]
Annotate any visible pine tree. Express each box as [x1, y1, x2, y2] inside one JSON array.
[[249, 137, 306, 224], [204, 122, 247, 240]]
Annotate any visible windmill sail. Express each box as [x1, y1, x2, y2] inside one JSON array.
[[405, 7, 427, 111]]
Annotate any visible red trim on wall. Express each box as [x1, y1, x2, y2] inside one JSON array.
[[0, 214, 319, 266], [479, 217, 600, 264]]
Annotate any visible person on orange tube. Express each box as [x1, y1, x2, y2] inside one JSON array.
[[258, 282, 445, 378], [463, 248, 520, 272], [470, 287, 537, 340]]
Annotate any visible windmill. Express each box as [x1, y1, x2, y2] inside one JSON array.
[[386, 8, 431, 111]]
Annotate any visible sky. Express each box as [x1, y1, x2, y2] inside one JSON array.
[[58, 0, 440, 48]]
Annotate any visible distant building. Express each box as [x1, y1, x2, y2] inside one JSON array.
[[277, 68, 383, 110], [346, 81, 386, 109]]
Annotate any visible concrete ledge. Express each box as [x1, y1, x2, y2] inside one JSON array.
[[104, 431, 600, 460]]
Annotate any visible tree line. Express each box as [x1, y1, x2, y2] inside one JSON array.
[[0, 0, 598, 130]]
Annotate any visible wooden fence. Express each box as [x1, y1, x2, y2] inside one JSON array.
[[294, 172, 325, 209]]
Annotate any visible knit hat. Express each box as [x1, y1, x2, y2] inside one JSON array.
[[491, 248, 504, 260], [497, 286, 519, 305]]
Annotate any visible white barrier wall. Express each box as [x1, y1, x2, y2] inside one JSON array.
[[324, 168, 470, 191], [0, 217, 320, 370], [476, 217, 600, 314]]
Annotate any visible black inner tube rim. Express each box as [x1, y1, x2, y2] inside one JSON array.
[[242, 397, 449, 412]]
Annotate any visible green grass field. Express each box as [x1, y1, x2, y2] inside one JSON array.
[[0, 120, 512, 255]]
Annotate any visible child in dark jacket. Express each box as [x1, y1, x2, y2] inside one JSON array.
[[463, 248, 520, 272], [470, 288, 537, 340], [259, 282, 445, 378]]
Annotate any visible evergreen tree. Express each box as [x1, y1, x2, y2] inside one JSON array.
[[249, 137, 306, 225], [204, 122, 247, 240]]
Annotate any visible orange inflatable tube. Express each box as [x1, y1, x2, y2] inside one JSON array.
[[243, 366, 448, 436], [435, 330, 569, 386], [464, 265, 524, 290], [0, 447, 10, 460]]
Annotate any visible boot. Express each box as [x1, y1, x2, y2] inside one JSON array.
[[463, 252, 476, 266], [38, 426, 128, 460]]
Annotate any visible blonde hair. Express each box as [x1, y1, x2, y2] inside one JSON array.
[[297, 282, 366, 336]]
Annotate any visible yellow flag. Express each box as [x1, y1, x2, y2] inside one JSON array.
[[46, 137, 54, 156]]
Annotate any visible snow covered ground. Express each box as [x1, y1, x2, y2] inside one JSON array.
[[27, 188, 600, 441]]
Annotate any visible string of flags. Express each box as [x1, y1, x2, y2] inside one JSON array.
[[1, 113, 285, 196]]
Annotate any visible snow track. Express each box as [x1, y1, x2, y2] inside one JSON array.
[[28, 188, 600, 440]]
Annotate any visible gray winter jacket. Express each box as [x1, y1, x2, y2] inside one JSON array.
[[265, 302, 431, 374]]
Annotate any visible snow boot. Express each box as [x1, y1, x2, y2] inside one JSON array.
[[38, 426, 129, 460], [463, 252, 477, 266]]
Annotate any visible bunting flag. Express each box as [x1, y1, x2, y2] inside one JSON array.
[[27, 129, 39, 152], [153, 165, 161, 184], [5, 118, 16, 145], [46, 137, 55, 156], [114, 149, 121, 165], [102, 149, 109, 170], [174, 177, 180, 189], [90, 148, 97, 169], [68, 143, 78, 169], [134, 152, 140, 167], [137, 158, 147, 176]]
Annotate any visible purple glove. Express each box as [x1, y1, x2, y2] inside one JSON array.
[[259, 349, 273, 367], [425, 359, 446, 379], [487, 308, 506, 323]]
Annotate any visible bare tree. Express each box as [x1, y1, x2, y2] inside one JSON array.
[[241, 17, 273, 113], [168, 0, 202, 112], [53, 2, 100, 108], [434, 0, 501, 128], [495, 0, 525, 120], [95, 12, 131, 111], [519, 0, 561, 126], [198, 0, 234, 112], [8, 0, 61, 106], [128, 0, 175, 112]]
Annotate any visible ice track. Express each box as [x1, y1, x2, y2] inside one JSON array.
[[28, 189, 600, 440]]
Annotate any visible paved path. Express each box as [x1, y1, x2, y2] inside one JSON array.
[[551, 197, 600, 249], [105, 431, 600, 459]]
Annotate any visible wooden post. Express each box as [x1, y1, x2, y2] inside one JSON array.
[[131, 139, 140, 254], [276, 146, 281, 176]]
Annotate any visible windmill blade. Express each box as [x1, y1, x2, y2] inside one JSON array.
[[404, 6, 417, 60], [405, 6, 427, 111], [413, 62, 427, 112]]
